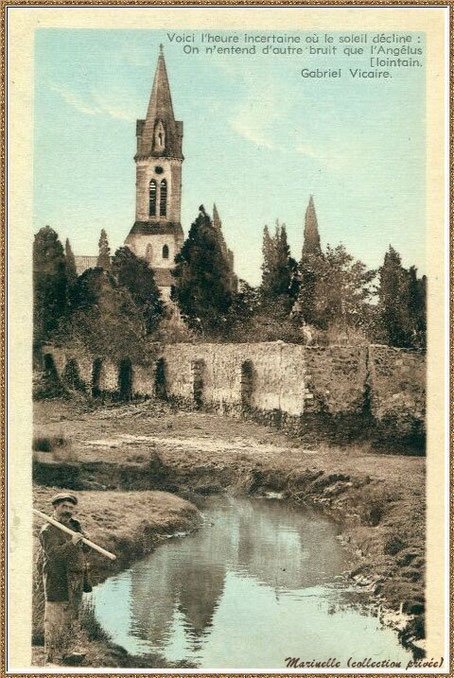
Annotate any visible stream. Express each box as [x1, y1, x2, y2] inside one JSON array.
[[89, 496, 414, 669]]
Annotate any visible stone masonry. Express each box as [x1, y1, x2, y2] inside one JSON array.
[[41, 341, 426, 450]]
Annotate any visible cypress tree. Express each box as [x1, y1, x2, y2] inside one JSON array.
[[297, 196, 324, 324], [97, 229, 111, 271], [261, 221, 294, 302], [378, 246, 412, 347], [65, 238, 78, 310], [302, 195, 322, 257], [407, 266, 426, 348], [261, 225, 275, 297]]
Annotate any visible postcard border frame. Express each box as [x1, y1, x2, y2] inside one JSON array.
[[1, 1, 452, 676]]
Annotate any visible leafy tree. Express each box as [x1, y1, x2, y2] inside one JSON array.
[[97, 229, 111, 271], [296, 242, 376, 338], [111, 246, 164, 334], [33, 226, 67, 345], [171, 205, 233, 336], [224, 280, 260, 340], [312, 244, 376, 331], [61, 267, 146, 361], [244, 296, 301, 343]]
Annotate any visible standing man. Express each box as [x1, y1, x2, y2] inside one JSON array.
[[39, 493, 90, 664]]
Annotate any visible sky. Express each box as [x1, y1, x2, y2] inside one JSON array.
[[33, 29, 426, 286]]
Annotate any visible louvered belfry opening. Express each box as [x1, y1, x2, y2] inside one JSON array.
[[149, 179, 157, 216], [160, 179, 167, 217]]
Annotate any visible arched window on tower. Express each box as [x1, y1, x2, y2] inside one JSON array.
[[162, 244, 169, 259], [149, 179, 157, 217], [160, 179, 167, 217], [146, 244, 153, 263]]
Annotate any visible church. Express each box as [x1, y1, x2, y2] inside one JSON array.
[[76, 45, 236, 301]]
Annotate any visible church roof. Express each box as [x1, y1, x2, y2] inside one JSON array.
[[137, 46, 183, 159], [125, 221, 184, 238]]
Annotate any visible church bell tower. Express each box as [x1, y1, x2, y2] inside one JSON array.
[[125, 45, 184, 300]]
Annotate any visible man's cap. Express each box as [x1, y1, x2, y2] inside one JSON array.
[[51, 492, 78, 506]]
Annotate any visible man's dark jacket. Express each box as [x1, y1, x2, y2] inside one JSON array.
[[39, 518, 87, 602]]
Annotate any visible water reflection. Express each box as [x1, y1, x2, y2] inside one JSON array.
[[90, 496, 413, 668]]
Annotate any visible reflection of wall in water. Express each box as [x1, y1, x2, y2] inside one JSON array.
[[225, 501, 346, 591]]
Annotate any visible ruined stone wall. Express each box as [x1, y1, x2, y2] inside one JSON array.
[[302, 346, 368, 415], [40, 342, 425, 448], [159, 342, 308, 416], [368, 345, 426, 444]]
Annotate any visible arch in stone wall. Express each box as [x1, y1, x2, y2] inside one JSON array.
[[92, 358, 104, 398], [43, 353, 60, 381], [62, 358, 86, 392], [192, 359, 206, 410], [241, 360, 254, 410], [118, 358, 134, 401], [155, 358, 167, 400]]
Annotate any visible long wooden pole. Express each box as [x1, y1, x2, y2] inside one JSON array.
[[33, 509, 116, 561]]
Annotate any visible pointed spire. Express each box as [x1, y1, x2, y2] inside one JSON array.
[[145, 46, 175, 124], [138, 46, 183, 158], [302, 195, 322, 257]]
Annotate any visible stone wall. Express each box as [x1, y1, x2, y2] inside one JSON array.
[[159, 342, 308, 416], [39, 342, 425, 449], [368, 344, 426, 445]]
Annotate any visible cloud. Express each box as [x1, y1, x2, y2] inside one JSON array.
[[296, 142, 321, 160], [48, 82, 136, 122], [296, 142, 340, 170], [228, 77, 281, 150], [91, 92, 136, 122], [49, 83, 101, 117], [230, 103, 275, 150]]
